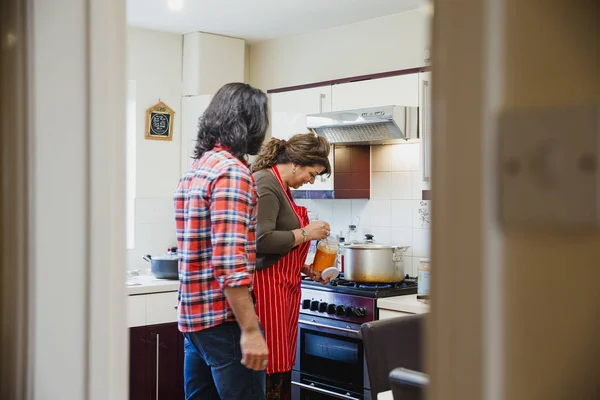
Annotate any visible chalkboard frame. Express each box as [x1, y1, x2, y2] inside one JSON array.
[[145, 100, 175, 141]]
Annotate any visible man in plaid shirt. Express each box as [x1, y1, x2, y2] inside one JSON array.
[[174, 82, 269, 399]]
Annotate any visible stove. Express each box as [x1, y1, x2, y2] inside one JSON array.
[[301, 274, 418, 298], [292, 274, 417, 400]]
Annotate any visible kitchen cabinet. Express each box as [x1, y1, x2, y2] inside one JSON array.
[[331, 74, 419, 111], [130, 326, 149, 400], [419, 72, 432, 183], [333, 146, 370, 199], [270, 86, 334, 191], [128, 291, 183, 400], [129, 322, 184, 400], [181, 95, 212, 173], [378, 309, 416, 320]]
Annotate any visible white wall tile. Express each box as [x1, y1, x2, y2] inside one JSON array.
[[391, 144, 413, 172], [371, 145, 393, 172], [371, 172, 392, 199], [310, 200, 334, 227], [390, 172, 412, 199], [350, 199, 369, 226], [330, 199, 352, 236], [411, 171, 425, 199], [412, 257, 424, 278], [294, 199, 312, 208], [360, 226, 391, 244], [412, 200, 431, 229], [390, 228, 412, 256], [412, 228, 431, 258], [135, 221, 177, 250], [409, 142, 421, 171], [390, 200, 412, 228], [135, 197, 175, 223], [353, 199, 390, 227]]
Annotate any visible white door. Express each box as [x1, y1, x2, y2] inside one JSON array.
[[270, 86, 334, 191], [181, 95, 212, 172], [331, 74, 419, 111]]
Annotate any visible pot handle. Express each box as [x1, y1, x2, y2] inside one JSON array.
[[393, 246, 410, 253], [143, 254, 152, 262]]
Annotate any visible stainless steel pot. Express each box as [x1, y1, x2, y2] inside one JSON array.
[[143, 250, 179, 280], [342, 244, 409, 283]]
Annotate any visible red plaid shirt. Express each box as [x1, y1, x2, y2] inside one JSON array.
[[174, 147, 257, 332]]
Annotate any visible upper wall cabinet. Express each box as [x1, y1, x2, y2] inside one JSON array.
[[419, 72, 432, 183], [270, 86, 334, 191], [181, 95, 212, 173], [331, 74, 419, 111], [182, 33, 245, 96]]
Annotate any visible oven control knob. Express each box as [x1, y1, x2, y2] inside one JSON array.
[[310, 300, 319, 311], [302, 299, 311, 309], [345, 306, 355, 317], [335, 305, 345, 316], [326, 304, 336, 314], [353, 307, 366, 317], [318, 302, 328, 313]]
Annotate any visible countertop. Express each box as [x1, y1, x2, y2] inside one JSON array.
[[377, 390, 393, 400], [126, 274, 179, 295], [377, 294, 429, 314]]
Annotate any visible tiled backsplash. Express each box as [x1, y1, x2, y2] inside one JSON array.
[[296, 143, 431, 277]]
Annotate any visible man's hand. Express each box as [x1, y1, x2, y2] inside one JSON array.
[[223, 286, 269, 370], [240, 328, 269, 371]]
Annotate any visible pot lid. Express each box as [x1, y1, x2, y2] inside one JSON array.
[[344, 243, 410, 250]]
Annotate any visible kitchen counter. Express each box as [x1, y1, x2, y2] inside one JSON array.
[[126, 274, 178, 295], [377, 294, 429, 314], [377, 390, 393, 400]]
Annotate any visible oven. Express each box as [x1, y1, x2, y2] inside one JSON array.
[[292, 314, 371, 400], [292, 278, 417, 400]]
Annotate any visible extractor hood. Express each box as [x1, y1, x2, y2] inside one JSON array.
[[306, 105, 419, 145]]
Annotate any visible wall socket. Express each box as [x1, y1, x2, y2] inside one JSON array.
[[498, 103, 599, 230]]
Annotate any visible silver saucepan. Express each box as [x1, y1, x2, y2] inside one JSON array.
[[342, 242, 410, 283]]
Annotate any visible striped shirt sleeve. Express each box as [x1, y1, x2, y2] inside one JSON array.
[[210, 164, 256, 288]]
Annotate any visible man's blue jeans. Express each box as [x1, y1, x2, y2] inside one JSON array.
[[182, 322, 266, 400]]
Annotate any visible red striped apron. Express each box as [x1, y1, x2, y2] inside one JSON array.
[[254, 166, 310, 374]]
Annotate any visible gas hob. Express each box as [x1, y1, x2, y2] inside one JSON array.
[[300, 274, 417, 299]]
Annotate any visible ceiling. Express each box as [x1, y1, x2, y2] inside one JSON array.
[[127, 0, 424, 43]]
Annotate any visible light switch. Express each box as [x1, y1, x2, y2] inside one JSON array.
[[498, 103, 600, 230]]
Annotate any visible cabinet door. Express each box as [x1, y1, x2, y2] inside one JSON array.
[[181, 95, 212, 173], [331, 74, 419, 111], [419, 72, 432, 183], [146, 323, 185, 400], [270, 86, 334, 191], [129, 327, 149, 400]]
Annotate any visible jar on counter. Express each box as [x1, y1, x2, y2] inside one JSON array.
[[417, 258, 431, 303]]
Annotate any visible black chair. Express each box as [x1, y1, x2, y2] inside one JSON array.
[[389, 367, 429, 400], [360, 314, 425, 397]]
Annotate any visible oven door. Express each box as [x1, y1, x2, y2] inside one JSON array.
[[293, 314, 370, 398]]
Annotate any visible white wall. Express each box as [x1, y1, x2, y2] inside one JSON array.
[[127, 27, 182, 269], [249, 10, 429, 91]]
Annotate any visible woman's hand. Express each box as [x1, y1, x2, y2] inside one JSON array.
[[301, 264, 332, 285], [304, 220, 330, 241]]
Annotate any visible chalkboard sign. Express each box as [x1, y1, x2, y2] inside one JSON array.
[[145, 101, 175, 141]]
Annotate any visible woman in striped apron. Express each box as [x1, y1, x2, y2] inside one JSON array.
[[252, 133, 333, 400]]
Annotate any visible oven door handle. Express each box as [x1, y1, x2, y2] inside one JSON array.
[[292, 381, 360, 400], [299, 320, 360, 335]]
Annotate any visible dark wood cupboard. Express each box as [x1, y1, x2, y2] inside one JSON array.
[[129, 322, 184, 400], [333, 145, 371, 199]]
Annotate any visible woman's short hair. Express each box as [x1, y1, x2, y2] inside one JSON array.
[[193, 82, 269, 160], [252, 133, 331, 176]]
